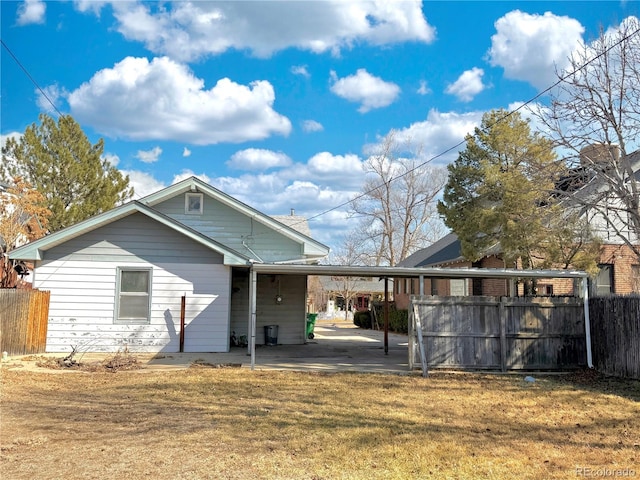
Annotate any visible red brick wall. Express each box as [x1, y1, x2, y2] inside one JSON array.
[[599, 244, 640, 294]]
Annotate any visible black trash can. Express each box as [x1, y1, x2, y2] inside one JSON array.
[[264, 325, 279, 346]]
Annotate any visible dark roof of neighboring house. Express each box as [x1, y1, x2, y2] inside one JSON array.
[[396, 233, 464, 268]]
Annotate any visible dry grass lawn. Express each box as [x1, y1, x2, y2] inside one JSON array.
[[1, 362, 638, 480]]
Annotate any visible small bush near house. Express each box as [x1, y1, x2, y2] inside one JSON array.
[[371, 304, 409, 333], [389, 308, 408, 333], [353, 310, 372, 329]]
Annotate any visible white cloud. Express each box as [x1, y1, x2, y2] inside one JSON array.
[[445, 67, 486, 102], [106, 1, 435, 61], [291, 65, 310, 78], [330, 69, 400, 113], [35, 84, 67, 114], [16, 0, 46, 26], [122, 170, 166, 199], [307, 152, 363, 177], [135, 146, 162, 163], [67, 56, 291, 145], [182, 147, 191, 157], [302, 120, 324, 133], [172, 170, 211, 185], [487, 10, 584, 89], [73, 1, 108, 15], [417, 80, 431, 95], [364, 109, 484, 165], [227, 148, 292, 171]]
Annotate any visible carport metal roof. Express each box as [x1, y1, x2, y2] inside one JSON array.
[[247, 264, 592, 371], [251, 263, 589, 279]]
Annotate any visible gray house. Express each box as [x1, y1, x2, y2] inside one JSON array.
[[9, 177, 330, 353]]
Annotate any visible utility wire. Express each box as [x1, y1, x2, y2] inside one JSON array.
[[1, 39, 64, 118]]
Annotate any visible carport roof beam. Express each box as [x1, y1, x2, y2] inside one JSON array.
[[250, 264, 589, 280]]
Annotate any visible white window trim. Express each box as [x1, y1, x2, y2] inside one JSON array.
[[185, 192, 204, 215], [114, 267, 152, 324]]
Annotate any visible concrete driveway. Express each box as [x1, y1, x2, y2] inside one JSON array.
[[147, 321, 412, 374]]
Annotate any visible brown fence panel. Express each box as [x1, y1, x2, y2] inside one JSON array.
[[412, 296, 585, 371], [589, 296, 640, 380], [503, 297, 586, 370], [0, 289, 50, 355]]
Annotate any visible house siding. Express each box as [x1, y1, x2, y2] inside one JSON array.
[[256, 274, 307, 345], [228, 272, 308, 345], [152, 194, 306, 262], [34, 213, 231, 353]]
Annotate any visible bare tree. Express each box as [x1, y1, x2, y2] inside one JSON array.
[[536, 17, 640, 257], [350, 131, 447, 266], [325, 233, 365, 320]]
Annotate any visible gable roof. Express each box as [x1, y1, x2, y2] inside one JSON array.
[[10, 176, 331, 264], [140, 176, 329, 257], [9, 200, 250, 265]]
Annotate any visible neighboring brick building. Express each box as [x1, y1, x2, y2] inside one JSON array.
[[394, 232, 639, 310]]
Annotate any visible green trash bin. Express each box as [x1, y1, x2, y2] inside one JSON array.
[[306, 313, 318, 340]]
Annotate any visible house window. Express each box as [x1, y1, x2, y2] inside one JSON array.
[[185, 193, 203, 214], [592, 264, 614, 296], [115, 268, 152, 324], [538, 284, 554, 296]]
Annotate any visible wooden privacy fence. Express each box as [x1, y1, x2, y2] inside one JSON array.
[[409, 296, 586, 372], [589, 296, 640, 380], [0, 289, 50, 355]]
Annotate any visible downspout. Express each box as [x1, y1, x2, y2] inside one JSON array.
[[581, 277, 594, 368], [249, 266, 258, 370]]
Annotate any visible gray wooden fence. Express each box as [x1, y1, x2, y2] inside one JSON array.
[[410, 296, 586, 371], [0, 289, 50, 355], [589, 296, 640, 380]]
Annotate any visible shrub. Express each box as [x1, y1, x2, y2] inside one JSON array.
[[369, 303, 409, 334], [353, 310, 372, 329]]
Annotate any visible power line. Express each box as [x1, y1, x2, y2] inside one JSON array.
[[1, 39, 64, 118]]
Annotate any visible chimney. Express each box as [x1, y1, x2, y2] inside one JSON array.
[[290, 208, 295, 216]]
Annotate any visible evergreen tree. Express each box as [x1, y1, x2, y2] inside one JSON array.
[[1, 114, 133, 232], [438, 109, 599, 272]]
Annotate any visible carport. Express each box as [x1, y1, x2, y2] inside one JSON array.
[[248, 264, 591, 372]]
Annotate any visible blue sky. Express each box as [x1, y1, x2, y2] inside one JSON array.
[[1, 1, 638, 249]]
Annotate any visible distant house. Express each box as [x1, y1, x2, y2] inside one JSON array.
[[9, 177, 330, 353], [315, 276, 388, 313], [394, 148, 640, 308]]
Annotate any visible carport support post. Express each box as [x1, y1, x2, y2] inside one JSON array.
[[581, 277, 593, 369], [249, 267, 257, 370], [384, 277, 389, 355]]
